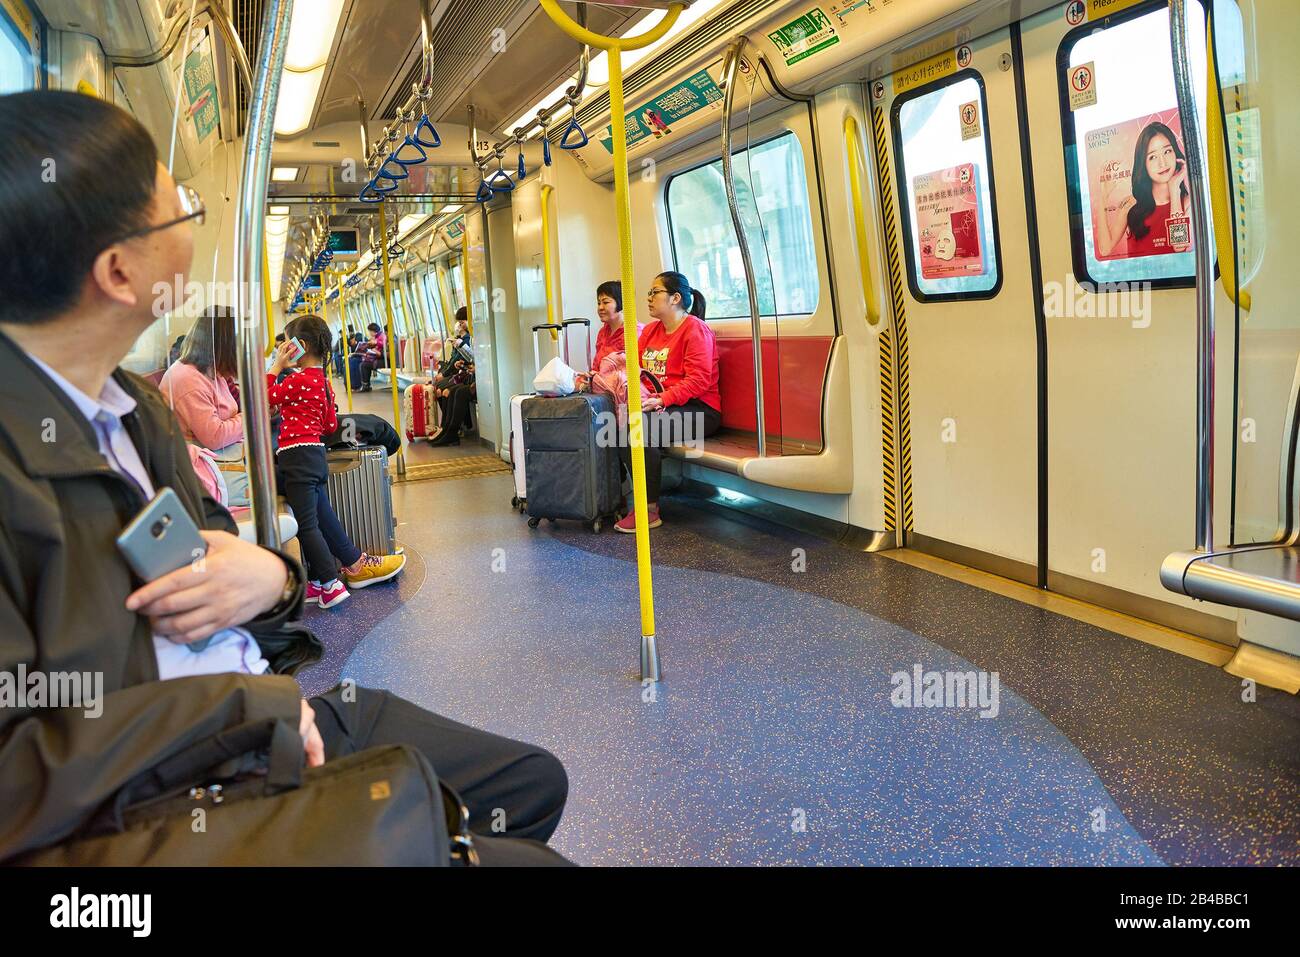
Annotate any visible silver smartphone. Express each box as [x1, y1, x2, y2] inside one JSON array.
[[117, 488, 212, 652]]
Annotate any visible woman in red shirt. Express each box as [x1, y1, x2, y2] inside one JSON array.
[[616, 271, 722, 533]]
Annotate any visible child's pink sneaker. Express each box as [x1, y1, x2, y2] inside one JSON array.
[[317, 579, 350, 609]]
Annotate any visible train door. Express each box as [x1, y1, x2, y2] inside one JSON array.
[[1018, 0, 1237, 638], [873, 31, 1040, 582]]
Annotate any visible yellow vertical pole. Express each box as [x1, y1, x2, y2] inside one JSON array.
[[261, 245, 276, 355], [539, 184, 558, 344], [537, 0, 682, 682], [377, 203, 406, 476], [338, 274, 354, 412], [435, 262, 455, 362], [460, 225, 474, 337]]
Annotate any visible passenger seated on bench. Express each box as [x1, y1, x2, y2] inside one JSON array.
[[159, 306, 250, 507], [268, 314, 406, 607], [615, 271, 722, 533], [575, 280, 642, 392], [428, 355, 476, 448], [0, 91, 570, 866], [353, 322, 385, 392]]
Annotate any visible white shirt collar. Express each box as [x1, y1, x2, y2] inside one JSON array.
[[27, 353, 138, 426]]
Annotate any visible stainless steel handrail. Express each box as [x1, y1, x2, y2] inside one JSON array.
[[1170, 0, 1216, 551], [720, 39, 765, 457], [236, 0, 294, 548]]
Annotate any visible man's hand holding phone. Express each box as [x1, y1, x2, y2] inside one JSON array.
[[125, 530, 290, 645]]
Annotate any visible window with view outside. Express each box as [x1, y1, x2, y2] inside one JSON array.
[[0, 10, 31, 94], [666, 131, 820, 321]]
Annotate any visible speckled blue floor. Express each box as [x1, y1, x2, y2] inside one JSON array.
[[323, 474, 1167, 866]]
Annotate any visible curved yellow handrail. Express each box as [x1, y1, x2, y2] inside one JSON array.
[[540, 183, 558, 340], [261, 245, 276, 355], [1207, 21, 1250, 311], [539, 0, 686, 680], [843, 115, 880, 326], [538, 0, 680, 52]]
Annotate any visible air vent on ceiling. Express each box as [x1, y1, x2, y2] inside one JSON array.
[[577, 0, 771, 127], [313, 140, 342, 147], [380, 0, 533, 121], [232, 0, 265, 133]]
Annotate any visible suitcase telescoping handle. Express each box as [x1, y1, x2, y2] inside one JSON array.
[[562, 318, 591, 369], [531, 323, 563, 376]]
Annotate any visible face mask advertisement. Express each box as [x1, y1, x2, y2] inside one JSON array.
[[1084, 109, 1193, 261], [912, 162, 985, 280]]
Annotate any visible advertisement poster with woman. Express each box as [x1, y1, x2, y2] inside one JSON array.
[[912, 162, 985, 280], [1085, 109, 1193, 261]]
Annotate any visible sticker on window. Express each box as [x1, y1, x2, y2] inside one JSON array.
[[1084, 110, 1193, 261], [912, 163, 985, 280]]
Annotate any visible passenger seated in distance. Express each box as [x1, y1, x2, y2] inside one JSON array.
[[0, 90, 570, 866], [615, 271, 723, 533]]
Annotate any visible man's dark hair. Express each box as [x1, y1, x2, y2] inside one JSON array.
[[454, 307, 468, 327], [0, 91, 159, 325]]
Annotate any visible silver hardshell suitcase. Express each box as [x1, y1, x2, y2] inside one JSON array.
[[326, 445, 396, 556]]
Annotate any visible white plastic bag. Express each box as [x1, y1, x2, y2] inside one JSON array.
[[533, 356, 578, 396]]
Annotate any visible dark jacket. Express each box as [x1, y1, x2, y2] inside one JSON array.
[[0, 330, 317, 861]]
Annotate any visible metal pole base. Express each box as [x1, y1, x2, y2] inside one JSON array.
[[640, 633, 660, 683]]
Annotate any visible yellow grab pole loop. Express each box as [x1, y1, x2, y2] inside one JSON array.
[[1206, 21, 1250, 312], [377, 203, 406, 476], [539, 1, 684, 677], [844, 115, 880, 326], [540, 184, 558, 340]]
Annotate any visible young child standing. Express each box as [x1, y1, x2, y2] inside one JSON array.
[[268, 314, 405, 608]]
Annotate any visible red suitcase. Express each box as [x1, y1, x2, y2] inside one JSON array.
[[404, 383, 439, 441]]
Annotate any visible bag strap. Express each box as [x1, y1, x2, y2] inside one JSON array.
[[640, 369, 663, 395]]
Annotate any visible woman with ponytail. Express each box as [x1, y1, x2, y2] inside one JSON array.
[[615, 271, 722, 532]]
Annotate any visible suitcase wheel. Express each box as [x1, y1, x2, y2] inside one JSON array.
[[527, 516, 541, 529], [510, 495, 520, 510], [405, 431, 414, 441]]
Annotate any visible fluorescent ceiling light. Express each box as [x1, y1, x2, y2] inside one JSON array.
[[398, 213, 427, 236], [273, 66, 325, 136], [284, 0, 346, 70], [271, 166, 300, 182], [439, 204, 463, 214], [269, 204, 290, 215]]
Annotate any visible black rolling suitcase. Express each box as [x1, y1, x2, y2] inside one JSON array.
[[522, 393, 622, 532]]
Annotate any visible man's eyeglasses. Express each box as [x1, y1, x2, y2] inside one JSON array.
[[118, 184, 206, 242]]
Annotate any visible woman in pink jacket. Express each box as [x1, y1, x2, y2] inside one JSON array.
[[159, 307, 249, 506]]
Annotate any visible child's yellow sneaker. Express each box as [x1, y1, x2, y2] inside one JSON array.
[[341, 552, 406, 589]]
